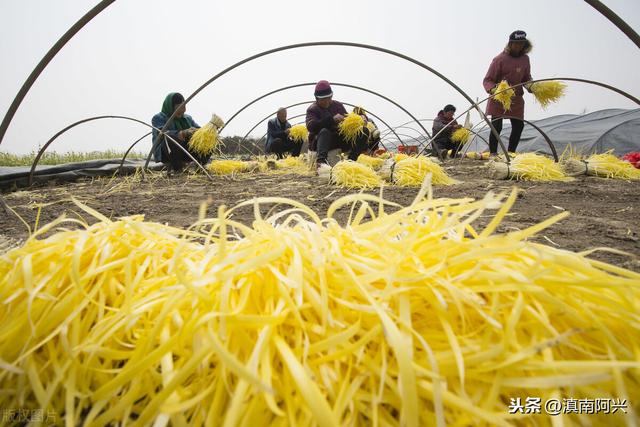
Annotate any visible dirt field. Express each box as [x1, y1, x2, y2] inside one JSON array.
[[2, 159, 639, 272]]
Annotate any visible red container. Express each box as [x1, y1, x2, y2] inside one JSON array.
[[397, 145, 418, 154]]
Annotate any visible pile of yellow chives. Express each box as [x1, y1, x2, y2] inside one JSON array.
[[391, 156, 458, 186], [1, 188, 639, 426], [493, 80, 515, 111], [338, 113, 366, 145], [206, 160, 249, 175], [490, 153, 571, 181], [562, 152, 640, 180], [275, 156, 309, 174], [530, 81, 567, 109], [288, 125, 308, 144], [357, 154, 385, 170], [329, 160, 383, 189]]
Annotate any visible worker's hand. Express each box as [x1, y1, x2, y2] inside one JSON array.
[[284, 128, 291, 135], [490, 85, 497, 95], [333, 114, 344, 123]]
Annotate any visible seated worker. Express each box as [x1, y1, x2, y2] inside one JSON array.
[[151, 92, 208, 172], [306, 80, 369, 167], [353, 106, 381, 154], [432, 104, 462, 158], [265, 107, 301, 159]]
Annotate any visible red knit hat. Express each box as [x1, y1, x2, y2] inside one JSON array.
[[314, 80, 333, 99]]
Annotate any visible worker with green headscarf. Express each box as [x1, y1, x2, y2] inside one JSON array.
[[151, 92, 205, 172]]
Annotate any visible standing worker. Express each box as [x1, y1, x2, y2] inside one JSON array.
[[483, 30, 533, 157]]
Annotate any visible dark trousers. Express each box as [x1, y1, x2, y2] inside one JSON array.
[[367, 136, 380, 153], [316, 127, 370, 164], [266, 137, 302, 159], [488, 117, 525, 154], [160, 137, 210, 172], [435, 138, 462, 158]]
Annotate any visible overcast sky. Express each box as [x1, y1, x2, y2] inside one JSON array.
[[0, 0, 639, 154]]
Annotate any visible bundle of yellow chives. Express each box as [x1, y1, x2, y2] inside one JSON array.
[[465, 151, 490, 160], [492, 80, 515, 111], [451, 127, 471, 144], [490, 153, 572, 181], [275, 155, 309, 174], [2, 190, 639, 426], [394, 153, 410, 162], [562, 152, 640, 179], [338, 113, 366, 145], [325, 160, 383, 189], [357, 154, 385, 170], [188, 114, 225, 156], [288, 124, 308, 143], [530, 81, 567, 109], [206, 159, 249, 175], [391, 156, 458, 186]]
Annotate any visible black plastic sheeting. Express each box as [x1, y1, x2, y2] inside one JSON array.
[[0, 159, 165, 189]]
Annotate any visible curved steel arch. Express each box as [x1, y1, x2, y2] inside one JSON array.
[[120, 104, 398, 166], [0, 1, 116, 147], [255, 118, 391, 152], [145, 41, 508, 170], [382, 125, 430, 140], [29, 115, 213, 186], [378, 132, 427, 148], [239, 101, 404, 150], [419, 76, 640, 158], [220, 81, 433, 142], [118, 131, 152, 172], [380, 119, 437, 140], [584, 0, 640, 50], [459, 115, 559, 161]]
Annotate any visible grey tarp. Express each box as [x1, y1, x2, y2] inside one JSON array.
[[466, 108, 640, 156], [0, 159, 165, 189]]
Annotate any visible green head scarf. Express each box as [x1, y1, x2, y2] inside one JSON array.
[[161, 92, 192, 131]]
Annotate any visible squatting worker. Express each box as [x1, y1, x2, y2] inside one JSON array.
[[483, 30, 533, 156], [432, 104, 462, 158], [306, 80, 369, 167], [151, 92, 209, 173], [265, 107, 301, 159]]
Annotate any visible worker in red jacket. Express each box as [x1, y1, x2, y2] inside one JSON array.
[[483, 30, 533, 156]]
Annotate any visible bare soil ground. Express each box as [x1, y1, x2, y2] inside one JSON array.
[[2, 159, 639, 272]]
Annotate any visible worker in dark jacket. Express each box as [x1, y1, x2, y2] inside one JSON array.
[[432, 104, 462, 158], [265, 108, 301, 158], [151, 92, 205, 172], [306, 80, 369, 166]]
